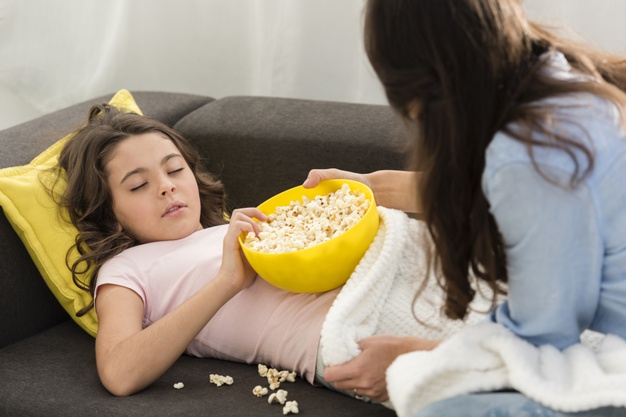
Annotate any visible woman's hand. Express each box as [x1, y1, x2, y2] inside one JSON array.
[[303, 169, 422, 213], [217, 208, 267, 294], [303, 168, 371, 189], [323, 334, 440, 402]]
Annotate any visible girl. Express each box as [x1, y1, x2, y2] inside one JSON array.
[[305, 0, 626, 415], [55, 103, 446, 402], [55, 103, 343, 397]]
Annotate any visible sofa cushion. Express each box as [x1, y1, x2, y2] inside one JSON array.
[[0, 320, 396, 417]]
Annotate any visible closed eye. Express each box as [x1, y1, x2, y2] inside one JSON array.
[[130, 183, 147, 192], [168, 168, 184, 175]]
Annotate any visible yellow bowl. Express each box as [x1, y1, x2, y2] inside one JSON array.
[[239, 179, 379, 293]]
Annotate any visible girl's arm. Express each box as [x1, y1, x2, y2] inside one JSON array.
[[95, 208, 266, 397], [303, 169, 422, 213]]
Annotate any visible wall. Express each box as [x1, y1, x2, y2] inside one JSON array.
[[1, 0, 625, 130]]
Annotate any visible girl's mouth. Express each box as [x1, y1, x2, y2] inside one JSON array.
[[162, 201, 186, 217]]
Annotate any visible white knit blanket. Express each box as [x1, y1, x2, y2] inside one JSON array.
[[319, 207, 489, 407], [387, 321, 626, 416]]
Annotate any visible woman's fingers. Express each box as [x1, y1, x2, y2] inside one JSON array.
[[303, 168, 364, 188]]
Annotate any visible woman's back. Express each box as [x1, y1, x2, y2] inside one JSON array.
[[483, 51, 626, 348]]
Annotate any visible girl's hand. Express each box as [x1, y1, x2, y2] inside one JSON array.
[[303, 168, 371, 189], [217, 208, 267, 294], [323, 334, 440, 402]]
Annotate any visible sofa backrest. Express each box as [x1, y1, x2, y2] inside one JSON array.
[[174, 96, 408, 210]]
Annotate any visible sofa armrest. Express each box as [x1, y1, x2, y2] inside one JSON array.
[[0, 91, 213, 348], [174, 96, 407, 209]]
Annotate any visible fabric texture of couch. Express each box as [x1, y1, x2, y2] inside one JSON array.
[[0, 91, 407, 416]]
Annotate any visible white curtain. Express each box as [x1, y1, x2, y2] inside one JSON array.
[[524, 0, 626, 55], [0, 0, 385, 127], [1, 0, 625, 130]]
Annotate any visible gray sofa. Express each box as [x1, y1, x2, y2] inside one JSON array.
[[0, 91, 407, 416]]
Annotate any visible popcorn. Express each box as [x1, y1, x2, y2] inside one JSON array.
[[173, 382, 184, 389], [209, 374, 234, 386], [254, 365, 300, 412], [258, 364, 269, 377], [267, 368, 282, 390], [244, 184, 370, 253], [283, 400, 299, 415], [269, 381, 281, 390], [265, 368, 297, 390], [279, 370, 297, 383], [268, 389, 288, 405], [252, 385, 269, 397]]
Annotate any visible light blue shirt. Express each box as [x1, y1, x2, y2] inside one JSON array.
[[483, 53, 626, 349]]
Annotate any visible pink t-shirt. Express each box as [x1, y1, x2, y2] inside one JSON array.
[[95, 225, 340, 383]]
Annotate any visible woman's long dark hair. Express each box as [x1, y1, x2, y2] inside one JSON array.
[[52, 104, 228, 316], [364, 0, 626, 320]]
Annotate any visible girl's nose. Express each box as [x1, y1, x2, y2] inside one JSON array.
[[160, 182, 176, 196]]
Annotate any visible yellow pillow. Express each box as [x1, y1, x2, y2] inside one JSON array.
[[0, 89, 142, 337]]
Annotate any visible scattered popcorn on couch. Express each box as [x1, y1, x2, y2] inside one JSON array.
[[268, 389, 288, 405], [209, 374, 234, 386], [244, 184, 370, 253], [257, 364, 297, 390], [283, 400, 299, 415], [279, 370, 296, 383], [253, 385, 269, 397], [173, 382, 184, 389], [255, 365, 300, 413], [267, 368, 282, 390]]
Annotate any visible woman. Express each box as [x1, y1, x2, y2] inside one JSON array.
[[305, 0, 626, 415]]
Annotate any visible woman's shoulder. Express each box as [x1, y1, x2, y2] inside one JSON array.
[[486, 94, 626, 184]]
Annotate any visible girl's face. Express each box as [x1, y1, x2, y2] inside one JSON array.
[[105, 132, 203, 243]]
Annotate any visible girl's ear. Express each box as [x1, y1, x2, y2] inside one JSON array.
[[116, 223, 123, 233]]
